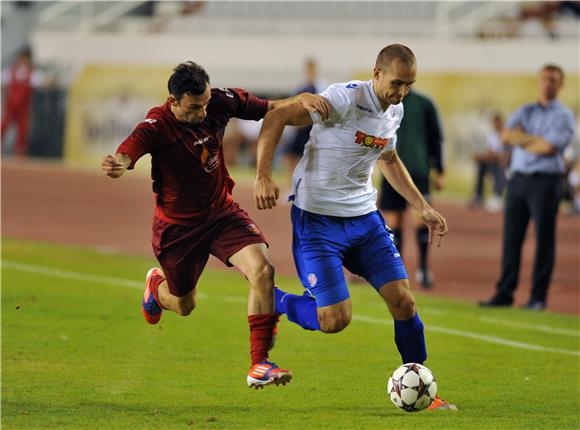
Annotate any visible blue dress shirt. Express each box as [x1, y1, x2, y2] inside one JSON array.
[[506, 100, 575, 174]]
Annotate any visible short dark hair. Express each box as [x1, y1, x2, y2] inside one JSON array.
[[168, 61, 210, 101], [541, 63, 564, 82], [375, 44, 416, 70], [18, 46, 32, 60]]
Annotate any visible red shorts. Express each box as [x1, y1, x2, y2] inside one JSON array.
[[152, 205, 267, 297]]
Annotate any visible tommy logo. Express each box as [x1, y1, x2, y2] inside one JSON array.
[[143, 118, 157, 124], [194, 136, 210, 146], [354, 131, 390, 149], [307, 273, 317, 287]]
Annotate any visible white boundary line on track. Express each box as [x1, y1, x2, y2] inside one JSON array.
[[4, 260, 579, 357]]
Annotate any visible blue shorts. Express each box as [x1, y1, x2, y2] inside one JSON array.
[[291, 205, 408, 307]]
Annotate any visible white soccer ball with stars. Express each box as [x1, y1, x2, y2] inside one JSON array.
[[387, 363, 437, 412]]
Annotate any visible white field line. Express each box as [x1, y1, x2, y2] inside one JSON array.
[[375, 303, 579, 337], [1, 260, 209, 299], [353, 315, 579, 357], [478, 316, 579, 337], [3, 260, 144, 289], [3, 260, 579, 357]]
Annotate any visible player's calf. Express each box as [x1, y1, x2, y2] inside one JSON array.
[[174, 296, 196, 316], [317, 301, 352, 333], [318, 314, 350, 333]]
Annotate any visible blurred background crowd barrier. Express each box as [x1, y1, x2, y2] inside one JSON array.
[[1, 1, 579, 177]]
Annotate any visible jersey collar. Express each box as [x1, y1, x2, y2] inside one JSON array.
[[363, 80, 382, 114], [364, 79, 398, 117]]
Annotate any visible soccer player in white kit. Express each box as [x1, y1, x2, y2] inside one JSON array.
[[254, 44, 455, 410]]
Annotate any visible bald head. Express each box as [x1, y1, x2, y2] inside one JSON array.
[[372, 44, 417, 110], [375, 44, 416, 72]]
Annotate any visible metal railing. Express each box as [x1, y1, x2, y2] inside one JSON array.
[[32, 1, 577, 39]]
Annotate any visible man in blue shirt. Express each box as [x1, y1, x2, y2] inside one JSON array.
[[480, 64, 575, 311]]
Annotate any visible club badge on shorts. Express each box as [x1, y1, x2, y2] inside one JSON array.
[[308, 273, 317, 287]]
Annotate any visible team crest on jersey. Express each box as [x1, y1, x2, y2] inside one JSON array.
[[307, 273, 318, 287], [246, 224, 260, 235], [354, 131, 390, 149], [200, 146, 219, 172]]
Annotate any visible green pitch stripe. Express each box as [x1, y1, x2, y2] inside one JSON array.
[[4, 259, 579, 357]]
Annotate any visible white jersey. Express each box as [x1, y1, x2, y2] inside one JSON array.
[[291, 80, 404, 217]]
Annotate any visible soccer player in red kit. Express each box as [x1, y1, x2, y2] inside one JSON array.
[[1, 47, 40, 156], [101, 61, 329, 389]]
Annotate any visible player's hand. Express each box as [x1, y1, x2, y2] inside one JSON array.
[[101, 154, 126, 178], [418, 206, 448, 247], [300, 94, 331, 121], [254, 175, 280, 210]]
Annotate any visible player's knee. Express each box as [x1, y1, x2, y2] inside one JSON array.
[[246, 261, 275, 286], [318, 311, 351, 333], [176, 297, 196, 316], [394, 294, 416, 320]]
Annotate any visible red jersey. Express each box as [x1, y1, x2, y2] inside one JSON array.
[[117, 88, 268, 225], [6, 63, 33, 111]]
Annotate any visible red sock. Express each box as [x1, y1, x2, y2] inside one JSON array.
[[248, 313, 279, 366], [149, 274, 166, 309]]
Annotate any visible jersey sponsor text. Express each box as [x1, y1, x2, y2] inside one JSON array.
[[354, 130, 390, 149]]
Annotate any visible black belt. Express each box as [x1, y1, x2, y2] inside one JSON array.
[[513, 171, 561, 178]]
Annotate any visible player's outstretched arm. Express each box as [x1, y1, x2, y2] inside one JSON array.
[[101, 153, 132, 178], [268, 93, 331, 121], [378, 150, 448, 245], [254, 103, 315, 210]]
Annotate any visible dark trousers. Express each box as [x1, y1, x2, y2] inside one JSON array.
[[474, 161, 506, 200], [496, 173, 562, 303]]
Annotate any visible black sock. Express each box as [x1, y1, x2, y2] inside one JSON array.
[[416, 227, 430, 271], [392, 228, 403, 256]]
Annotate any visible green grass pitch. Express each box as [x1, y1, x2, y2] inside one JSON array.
[[2, 239, 579, 429]]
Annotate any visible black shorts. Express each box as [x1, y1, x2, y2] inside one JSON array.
[[379, 175, 431, 211]]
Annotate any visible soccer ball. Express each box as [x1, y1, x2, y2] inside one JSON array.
[[387, 363, 437, 412]]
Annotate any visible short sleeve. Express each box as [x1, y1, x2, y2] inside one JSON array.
[[226, 88, 269, 121], [116, 118, 161, 169], [316, 83, 353, 122], [384, 133, 397, 152], [505, 106, 526, 129], [543, 111, 575, 151]]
